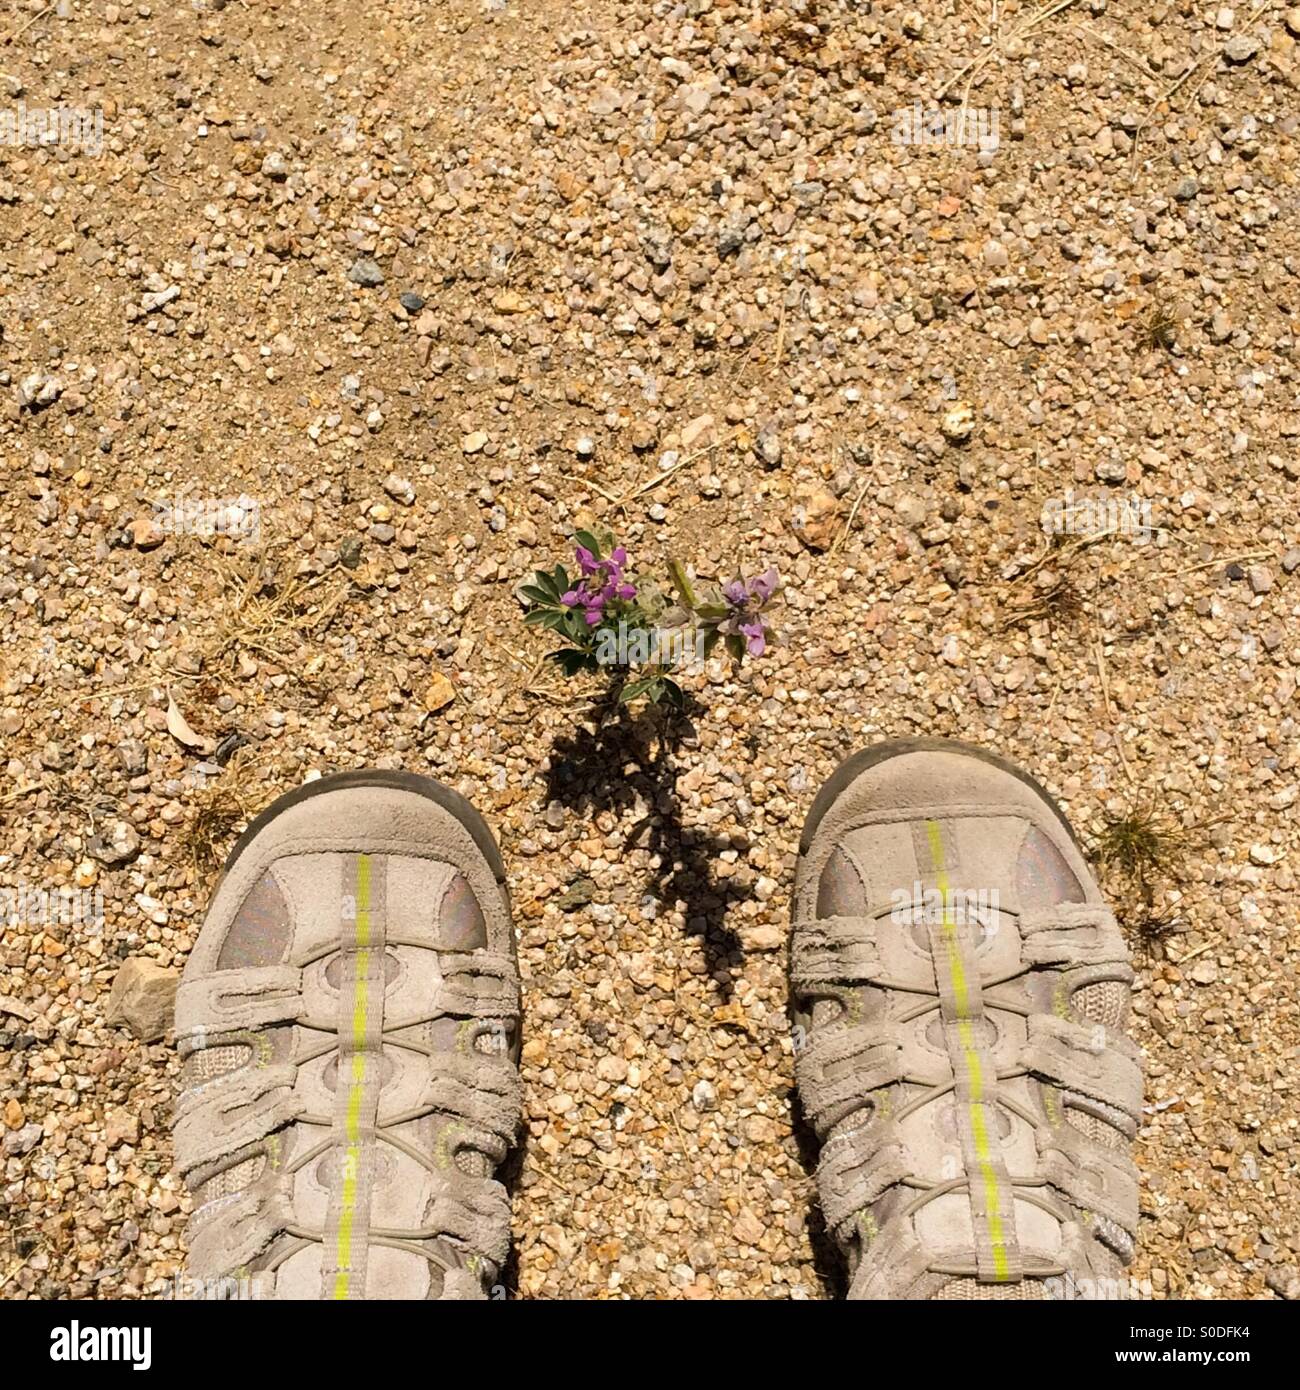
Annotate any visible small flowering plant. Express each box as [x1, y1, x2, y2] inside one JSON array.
[[521, 530, 778, 708]]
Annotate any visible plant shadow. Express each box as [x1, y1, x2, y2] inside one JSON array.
[[541, 693, 749, 999]]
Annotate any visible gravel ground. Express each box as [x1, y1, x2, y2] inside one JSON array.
[[2, 0, 1299, 1301]]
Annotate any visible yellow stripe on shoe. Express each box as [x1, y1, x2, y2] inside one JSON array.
[[323, 853, 386, 1300], [333, 854, 371, 1299], [924, 819, 1021, 1283]]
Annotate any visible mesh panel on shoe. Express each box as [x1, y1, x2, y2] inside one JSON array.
[[1074, 979, 1127, 1029], [195, 1155, 266, 1206], [455, 1150, 489, 1177], [1066, 981, 1130, 1148], [1066, 1100, 1127, 1149], [933, 1277, 1049, 1300], [183, 1044, 266, 1205], [182, 1043, 249, 1088]]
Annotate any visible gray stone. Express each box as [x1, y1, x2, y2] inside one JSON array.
[[982, 239, 1009, 269], [2, 1124, 43, 1157], [18, 373, 63, 410], [1223, 34, 1259, 62], [347, 257, 385, 287], [118, 739, 148, 776], [755, 427, 782, 468], [692, 1079, 718, 1112], [383, 474, 415, 505], [87, 820, 141, 866]]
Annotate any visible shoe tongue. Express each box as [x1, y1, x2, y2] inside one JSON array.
[[816, 845, 869, 917], [817, 819, 1088, 920], [818, 817, 1023, 916]]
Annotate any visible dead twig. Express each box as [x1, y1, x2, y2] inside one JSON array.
[[526, 1160, 578, 1199], [1076, 23, 1151, 79], [1094, 637, 1134, 785], [4, 5, 54, 45], [1129, 0, 1272, 179], [829, 442, 878, 558], [1166, 549, 1273, 580], [0, 782, 40, 808], [941, 0, 1081, 106], [614, 440, 721, 512], [773, 295, 789, 370], [205, 554, 349, 670], [558, 473, 622, 505]]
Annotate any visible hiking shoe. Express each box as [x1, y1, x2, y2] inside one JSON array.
[[791, 739, 1141, 1300], [174, 771, 521, 1299]]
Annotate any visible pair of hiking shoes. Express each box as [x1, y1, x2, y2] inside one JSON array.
[[175, 738, 1142, 1299]]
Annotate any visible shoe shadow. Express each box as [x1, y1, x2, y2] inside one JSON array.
[[788, 1086, 849, 1299], [540, 694, 749, 1000], [497, 1140, 526, 1299]]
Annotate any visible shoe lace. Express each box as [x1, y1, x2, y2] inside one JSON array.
[[814, 932, 1081, 1281], [885, 963, 1072, 1274], [244, 935, 510, 1278]]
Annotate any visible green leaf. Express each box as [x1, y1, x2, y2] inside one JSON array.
[[520, 584, 559, 606], [702, 629, 722, 658], [619, 674, 660, 704], [524, 608, 560, 627], [724, 633, 746, 662], [563, 609, 593, 641], [552, 563, 569, 593], [695, 604, 729, 621], [531, 570, 562, 600], [668, 558, 697, 608], [573, 529, 602, 560]]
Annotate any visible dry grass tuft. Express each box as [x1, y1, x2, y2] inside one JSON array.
[[180, 754, 276, 877], [205, 551, 350, 672], [1090, 804, 1209, 949], [1001, 570, 1087, 629], [1139, 298, 1179, 352]]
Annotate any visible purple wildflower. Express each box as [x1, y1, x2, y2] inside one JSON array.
[[562, 544, 637, 626], [718, 566, 779, 656]]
